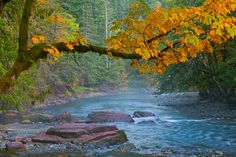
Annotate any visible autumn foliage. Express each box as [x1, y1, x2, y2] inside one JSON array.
[[107, 0, 236, 73], [31, 0, 236, 74]]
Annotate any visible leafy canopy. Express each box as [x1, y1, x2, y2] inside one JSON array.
[[0, 0, 236, 95], [107, 0, 236, 74], [30, 0, 236, 74]]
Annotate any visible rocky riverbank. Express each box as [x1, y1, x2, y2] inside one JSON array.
[[0, 111, 156, 156], [156, 92, 236, 120]]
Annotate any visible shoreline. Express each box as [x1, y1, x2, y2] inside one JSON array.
[[156, 92, 236, 120], [31, 86, 130, 110], [32, 91, 108, 110]]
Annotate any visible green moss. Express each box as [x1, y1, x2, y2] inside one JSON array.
[[72, 86, 89, 94], [117, 130, 128, 141]]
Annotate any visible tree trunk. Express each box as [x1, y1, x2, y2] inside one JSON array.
[[0, 0, 10, 15]]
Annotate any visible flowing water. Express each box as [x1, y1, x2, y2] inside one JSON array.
[[44, 91, 236, 156]]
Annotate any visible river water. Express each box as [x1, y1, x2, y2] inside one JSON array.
[[44, 91, 236, 156]]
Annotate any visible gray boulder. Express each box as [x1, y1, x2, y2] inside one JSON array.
[[87, 111, 134, 123], [133, 111, 155, 118]]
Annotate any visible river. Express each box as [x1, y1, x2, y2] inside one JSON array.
[[44, 90, 236, 156]]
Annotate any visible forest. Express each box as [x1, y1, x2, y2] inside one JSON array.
[[0, 0, 236, 156]]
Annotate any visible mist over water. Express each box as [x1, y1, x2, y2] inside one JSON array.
[[44, 90, 236, 155]]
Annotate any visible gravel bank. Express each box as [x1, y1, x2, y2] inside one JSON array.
[[156, 92, 236, 120]]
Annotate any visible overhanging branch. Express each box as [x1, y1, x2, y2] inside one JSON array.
[[0, 42, 142, 94]]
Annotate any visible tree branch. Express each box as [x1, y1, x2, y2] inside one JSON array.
[[0, 42, 142, 94], [18, 0, 35, 53], [0, 0, 36, 94], [147, 29, 174, 43]]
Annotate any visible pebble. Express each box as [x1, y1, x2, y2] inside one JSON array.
[[21, 120, 32, 124], [215, 151, 224, 155]]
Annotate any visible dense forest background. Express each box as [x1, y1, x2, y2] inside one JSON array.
[[0, 0, 235, 110]]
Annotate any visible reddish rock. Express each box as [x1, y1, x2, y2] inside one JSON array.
[[21, 137, 32, 144], [5, 112, 17, 117], [50, 112, 72, 123], [6, 142, 27, 152], [133, 111, 155, 118], [46, 123, 118, 138], [87, 111, 134, 123], [46, 127, 88, 138], [15, 136, 23, 142], [32, 132, 70, 144], [89, 130, 127, 147], [31, 123, 128, 147], [78, 130, 126, 144]]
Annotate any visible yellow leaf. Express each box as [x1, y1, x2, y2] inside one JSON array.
[[134, 48, 142, 55], [113, 44, 120, 50], [32, 37, 39, 44], [37, 0, 45, 5], [65, 42, 74, 50], [57, 16, 66, 24], [43, 45, 60, 60]]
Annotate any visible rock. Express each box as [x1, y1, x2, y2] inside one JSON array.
[[45, 123, 119, 138], [14, 136, 32, 144], [5, 111, 18, 117], [31, 123, 128, 147], [215, 151, 224, 155], [72, 117, 92, 124], [22, 112, 72, 123], [6, 142, 27, 152], [133, 111, 155, 118], [46, 125, 89, 138], [87, 111, 134, 123], [22, 138, 32, 144], [89, 130, 127, 147], [21, 120, 32, 124], [0, 125, 7, 134], [50, 112, 72, 123], [15, 136, 24, 142], [118, 143, 137, 152], [31, 132, 70, 144], [22, 113, 52, 123]]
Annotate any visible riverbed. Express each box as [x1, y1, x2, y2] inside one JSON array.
[[42, 90, 236, 156]]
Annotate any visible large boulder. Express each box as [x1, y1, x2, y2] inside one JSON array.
[[87, 111, 134, 123], [133, 111, 155, 118], [45, 123, 118, 138], [6, 142, 27, 152], [31, 123, 128, 147]]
